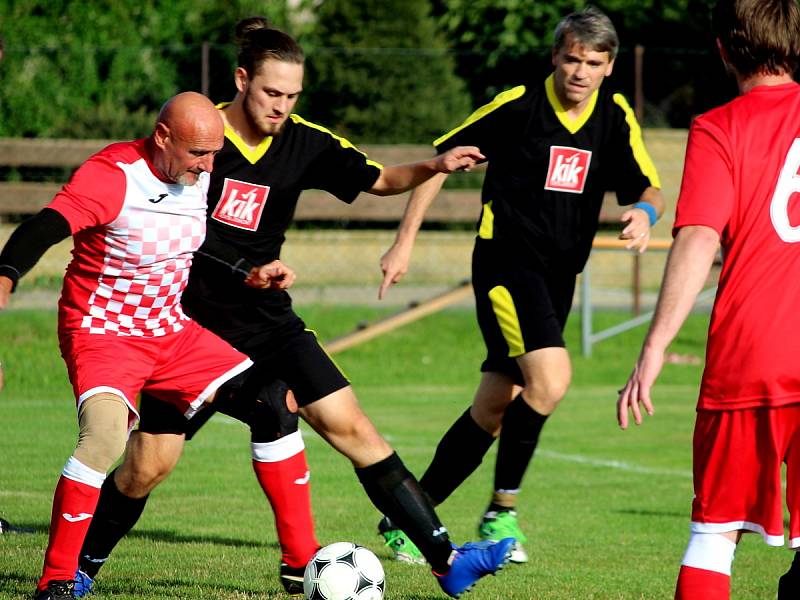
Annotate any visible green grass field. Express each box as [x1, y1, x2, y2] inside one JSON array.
[[0, 306, 790, 599]]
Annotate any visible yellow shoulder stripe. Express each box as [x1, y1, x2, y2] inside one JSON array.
[[612, 93, 661, 188], [290, 114, 383, 170], [434, 85, 527, 147]]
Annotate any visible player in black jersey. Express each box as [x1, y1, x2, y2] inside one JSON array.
[[74, 17, 513, 599], [378, 6, 665, 564]]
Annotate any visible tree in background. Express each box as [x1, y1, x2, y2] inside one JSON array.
[[0, 0, 744, 139], [432, 0, 576, 103], [301, 0, 471, 144], [430, 0, 732, 127], [0, 0, 289, 139]]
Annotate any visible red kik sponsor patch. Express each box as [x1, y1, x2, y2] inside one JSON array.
[[544, 146, 592, 194], [211, 178, 270, 231]]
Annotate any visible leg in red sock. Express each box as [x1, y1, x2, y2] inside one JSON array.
[[675, 565, 730, 600], [38, 459, 105, 591], [252, 431, 319, 568]]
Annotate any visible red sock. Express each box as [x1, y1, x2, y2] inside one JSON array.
[[253, 447, 319, 567], [38, 475, 101, 590], [675, 565, 730, 600]]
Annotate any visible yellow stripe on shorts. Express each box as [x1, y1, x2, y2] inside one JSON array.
[[478, 200, 494, 239], [488, 286, 525, 357]]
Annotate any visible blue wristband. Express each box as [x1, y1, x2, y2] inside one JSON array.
[[633, 202, 657, 226]]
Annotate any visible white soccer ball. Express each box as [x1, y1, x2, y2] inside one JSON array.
[[303, 542, 385, 600]]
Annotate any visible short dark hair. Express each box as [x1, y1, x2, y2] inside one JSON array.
[[553, 5, 619, 60], [234, 16, 304, 77], [712, 0, 800, 78]]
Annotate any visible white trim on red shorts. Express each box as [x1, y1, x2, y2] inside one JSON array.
[[77, 385, 139, 430], [691, 520, 784, 546], [184, 358, 253, 419]]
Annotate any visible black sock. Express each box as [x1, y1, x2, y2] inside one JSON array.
[[78, 468, 149, 578], [356, 452, 452, 573], [493, 394, 548, 496], [419, 408, 496, 505], [778, 552, 800, 600]]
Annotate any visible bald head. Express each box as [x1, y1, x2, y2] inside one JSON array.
[[150, 92, 224, 186]]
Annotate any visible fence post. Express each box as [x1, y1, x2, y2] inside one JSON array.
[[633, 253, 641, 315], [581, 260, 593, 357], [201, 41, 210, 97], [634, 44, 645, 123]]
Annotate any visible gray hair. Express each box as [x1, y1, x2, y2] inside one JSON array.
[[553, 6, 619, 60]]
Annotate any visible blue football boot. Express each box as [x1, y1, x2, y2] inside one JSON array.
[[71, 570, 94, 598], [434, 537, 514, 598]]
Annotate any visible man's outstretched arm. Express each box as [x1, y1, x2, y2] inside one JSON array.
[[368, 146, 482, 196], [377, 173, 449, 299], [617, 224, 719, 429]]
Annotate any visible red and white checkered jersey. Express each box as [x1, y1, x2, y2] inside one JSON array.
[[674, 82, 800, 410], [49, 139, 208, 337]]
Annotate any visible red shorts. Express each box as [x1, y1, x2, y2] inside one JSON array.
[[59, 319, 252, 427], [691, 406, 800, 547]]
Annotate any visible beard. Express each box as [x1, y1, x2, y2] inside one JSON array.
[[175, 171, 200, 186], [244, 93, 288, 138]]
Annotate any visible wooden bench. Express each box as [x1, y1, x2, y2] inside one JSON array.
[[0, 138, 647, 224]]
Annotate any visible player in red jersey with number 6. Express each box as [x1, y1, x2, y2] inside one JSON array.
[[617, 1, 800, 598]]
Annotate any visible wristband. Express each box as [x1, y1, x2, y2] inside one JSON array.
[[633, 202, 657, 226], [0, 265, 21, 292]]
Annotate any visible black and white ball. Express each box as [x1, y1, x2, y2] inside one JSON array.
[[303, 542, 385, 600]]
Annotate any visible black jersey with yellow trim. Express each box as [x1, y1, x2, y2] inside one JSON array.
[[204, 111, 382, 265], [436, 74, 660, 273], [182, 112, 382, 334]]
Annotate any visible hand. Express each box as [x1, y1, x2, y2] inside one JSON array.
[[434, 146, 485, 174], [379, 242, 412, 300], [619, 207, 652, 253], [617, 345, 663, 429], [0, 276, 13, 311], [244, 260, 296, 290]]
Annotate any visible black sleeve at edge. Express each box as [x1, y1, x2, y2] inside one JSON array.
[[0, 208, 71, 292]]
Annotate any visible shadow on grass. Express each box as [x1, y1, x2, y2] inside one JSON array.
[[124, 528, 277, 549], [615, 508, 686, 519], [0, 520, 46, 534], [1, 519, 278, 549]]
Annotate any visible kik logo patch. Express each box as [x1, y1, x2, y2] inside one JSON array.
[[212, 178, 270, 231], [544, 146, 592, 194]]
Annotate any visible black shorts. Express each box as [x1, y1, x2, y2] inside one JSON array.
[[137, 328, 349, 438], [472, 239, 576, 384]]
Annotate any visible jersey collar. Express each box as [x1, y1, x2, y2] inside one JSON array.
[[545, 73, 599, 134], [216, 102, 274, 165]]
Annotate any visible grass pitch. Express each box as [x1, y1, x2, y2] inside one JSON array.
[[0, 306, 790, 599]]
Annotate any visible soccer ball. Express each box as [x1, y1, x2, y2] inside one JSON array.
[[303, 542, 385, 600]]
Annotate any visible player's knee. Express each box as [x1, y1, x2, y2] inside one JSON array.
[[681, 531, 737, 575], [470, 403, 504, 434], [526, 375, 570, 413], [115, 431, 184, 495], [115, 461, 168, 496], [74, 393, 130, 473], [249, 380, 300, 443]]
